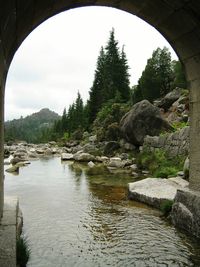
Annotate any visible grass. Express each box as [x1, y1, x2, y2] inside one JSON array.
[[17, 236, 30, 267]]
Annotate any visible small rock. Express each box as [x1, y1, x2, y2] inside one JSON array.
[[130, 164, 138, 171], [61, 153, 74, 160], [108, 157, 125, 168], [74, 152, 95, 162], [6, 165, 19, 173], [88, 161, 95, 168]]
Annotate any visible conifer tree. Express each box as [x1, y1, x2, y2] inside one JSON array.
[[88, 28, 130, 124], [138, 47, 173, 102], [88, 47, 106, 124]]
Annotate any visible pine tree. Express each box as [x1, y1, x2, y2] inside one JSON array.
[[88, 47, 106, 124], [74, 91, 84, 129], [88, 28, 131, 124], [61, 108, 68, 132]]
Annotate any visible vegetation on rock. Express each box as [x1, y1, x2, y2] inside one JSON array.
[[137, 148, 185, 178]]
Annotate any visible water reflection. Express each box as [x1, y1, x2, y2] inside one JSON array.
[[4, 157, 200, 267]]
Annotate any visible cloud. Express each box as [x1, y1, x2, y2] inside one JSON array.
[[5, 6, 177, 120]]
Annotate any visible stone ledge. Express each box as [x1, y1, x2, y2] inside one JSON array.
[[0, 196, 19, 267], [171, 188, 200, 239], [128, 177, 189, 209]]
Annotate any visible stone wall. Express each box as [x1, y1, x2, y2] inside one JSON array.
[[143, 126, 189, 157]]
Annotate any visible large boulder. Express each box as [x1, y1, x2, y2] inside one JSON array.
[[120, 100, 172, 146], [128, 177, 189, 209], [103, 141, 120, 156], [156, 88, 182, 111], [73, 152, 95, 162]]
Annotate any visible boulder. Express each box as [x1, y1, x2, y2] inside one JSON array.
[[128, 177, 189, 209], [95, 156, 109, 163], [82, 144, 99, 155], [103, 141, 120, 156], [73, 152, 95, 162], [156, 88, 182, 111], [10, 157, 22, 165], [120, 100, 172, 146], [61, 153, 74, 161], [5, 165, 19, 173], [108, 157, 125, 168], [89, 135, 97, 143]]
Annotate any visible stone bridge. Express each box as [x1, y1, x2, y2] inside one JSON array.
[[0, 0, 200, 238]]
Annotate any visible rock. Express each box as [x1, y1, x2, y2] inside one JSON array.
[[29, 148, 36, 153], [128, 177, 188, 209], [95, 156, 109, 163], [28, 152, 38, 158], [171, 189, 200, 239], [130, 164, 138, 171], [157, 88, 182, 111], [4, 148, 10, 159], [120, 100, 172, 146], [48, 141, 57, 146], [88, 161, 95, 168], [44, 148, 53, 155], [73, 152, 95, 162], [61, 153, 74, 160], [119, 139, 136, 151], [183, 157, 189, 179], [10, 157, 22, 165], [103, 141, 120, 156], [5, 165, 19, 173], [89, 135, 97, 143], [36, 149, 45, 154], [15, 161, 30, 167], [177, 171, 184, 177], [123, 159, 133, 167], [71, 145, 83, 154], [108, 157, 125, 168], [82, 144, 99, 155]]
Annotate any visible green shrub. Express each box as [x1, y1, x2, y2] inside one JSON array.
[[105, 122, 121, 141], [17, 236, 30, 267], [137, 148, 184, 178], [155, 166, 178, 178], [160, 200, 174, 216]]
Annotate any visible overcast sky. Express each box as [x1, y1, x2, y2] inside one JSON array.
[[5, 6, 177, 121]]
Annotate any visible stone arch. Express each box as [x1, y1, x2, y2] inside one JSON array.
[[1, 1, 200, 224]]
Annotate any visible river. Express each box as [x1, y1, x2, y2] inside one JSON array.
[[4, 157, 200, 267]]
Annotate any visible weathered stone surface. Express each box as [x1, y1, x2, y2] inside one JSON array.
[[103, 141, 120, 156], [82, 144, 99, 155], [5, 165, 19, 173], [88, 161, 95, 168], [73, 152, 95, 162], [143, 126, 189, 157], [156, 88, 182, 111], [120, 100, 171, 146], [128, 177, 188, 209], [0, 197, 19, 267], [108, 157, 125, 168], [61, 153, 74, 160], [171, 189, 200, 239]]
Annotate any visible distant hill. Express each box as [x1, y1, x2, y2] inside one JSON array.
[[5, 108, 60, 143]]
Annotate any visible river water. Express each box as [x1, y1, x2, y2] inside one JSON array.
[[4, 157, 200, 267]]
